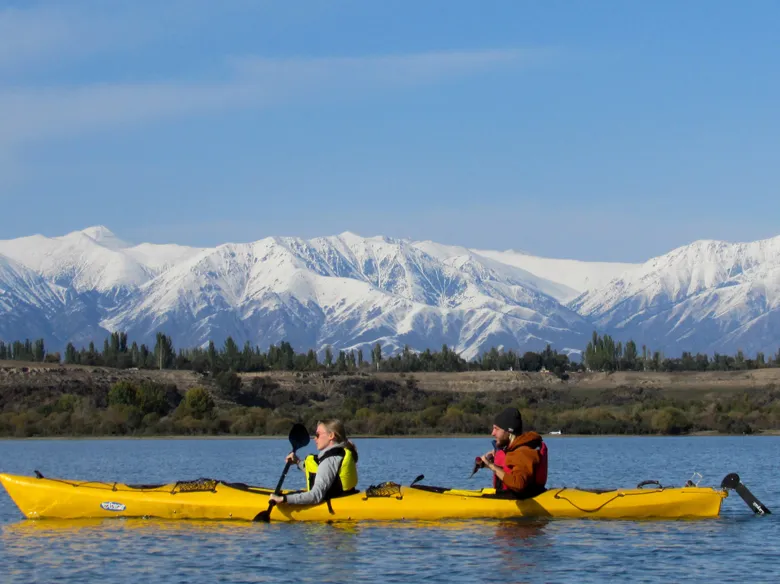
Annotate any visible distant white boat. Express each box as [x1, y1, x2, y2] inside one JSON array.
[[549, 430, 562, 435]]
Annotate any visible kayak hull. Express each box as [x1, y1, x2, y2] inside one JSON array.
[[0, 473, 727, 521]]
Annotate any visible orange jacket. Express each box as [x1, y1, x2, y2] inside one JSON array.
[[498, 431, 545, 493]]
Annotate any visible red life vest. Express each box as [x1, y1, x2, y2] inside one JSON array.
[[536, 441, 548, 486], [493, 449, 507, 490], [493, 441, 548, 493]]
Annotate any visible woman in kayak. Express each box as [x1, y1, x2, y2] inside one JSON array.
[[269, 419, 358, 506], [480, 407, 547, 498]]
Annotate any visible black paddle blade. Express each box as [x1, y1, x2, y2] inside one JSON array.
[[720, 473, 741, 490], [469, 456, 484, 478], [721, 473, 771, 515], [289, 423, 310, 451], [254, 500, 275, 522]]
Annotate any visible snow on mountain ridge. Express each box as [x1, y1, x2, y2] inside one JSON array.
[[414, 240, 579, 303], [124, 242, 205, 273], [95, 232, 592, 358], [572, 235, 780, 355], [0, 254, 64, 342], [473, 248, 637, 301], [575, 237, 780, 316], [0, 254, 64, 311], [5, 226, 780, 359], [0, 228, 151, 292], [80, 226, 130, 250]]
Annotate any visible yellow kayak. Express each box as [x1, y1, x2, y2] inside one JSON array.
[[0, 472, 729, 521]]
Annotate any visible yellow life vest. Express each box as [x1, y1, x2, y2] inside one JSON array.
[[303, 447, 358, 498]]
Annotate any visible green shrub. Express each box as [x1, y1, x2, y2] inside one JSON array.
[[266, 416, 295, 435], [55, 394, 81, 413], [108, 380, 138, 407], [650, 407, 691, 435], [216, 372, 243, 402], [184, 387, 215, 419], [136, 382, 170, 416]]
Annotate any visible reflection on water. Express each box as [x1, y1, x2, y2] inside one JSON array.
[[2, 515, 551, 539], [0, 516, 554, 584], [3, 517, 260, 536], [1, 436, 779, 583]]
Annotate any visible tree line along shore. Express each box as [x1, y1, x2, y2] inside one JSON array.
[[1, 360, 778, 438], [3, 331, 780, 376]]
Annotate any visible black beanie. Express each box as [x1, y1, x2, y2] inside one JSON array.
[[494, 407, 522, 434]]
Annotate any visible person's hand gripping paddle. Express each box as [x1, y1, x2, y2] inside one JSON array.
[[255, 423, 310, 522], [469, 440, 497, 478]]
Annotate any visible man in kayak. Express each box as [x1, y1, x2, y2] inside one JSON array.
[[269, 419, 359, 506], [479, 407, 548, 498]]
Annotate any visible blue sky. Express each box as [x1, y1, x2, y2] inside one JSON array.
[[1, 0, 778, 262]]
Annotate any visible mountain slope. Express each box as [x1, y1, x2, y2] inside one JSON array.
[[0, 254, 63, 343], [4, 226, 779, 359], [413, 240, 578, 302], [572, 237, 780, 355], [101, 234, 592, 359], [473, 248, 637, 302], [0, 228, 151, 292]]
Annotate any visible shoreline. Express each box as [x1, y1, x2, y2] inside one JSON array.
[[2, 430, 779, 441], [4, 366, 779, 438]]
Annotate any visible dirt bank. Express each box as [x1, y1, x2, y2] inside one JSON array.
[[3, 360, 780, 402]]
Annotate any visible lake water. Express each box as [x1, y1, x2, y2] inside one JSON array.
[[1, 436, 778, 583]]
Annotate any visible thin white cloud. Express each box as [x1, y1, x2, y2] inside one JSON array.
[[0, 49, 550, 147], [0, 4, 126, 71], [0, 82, 258, 144], [231, 49, 551, 87], [0, 6, 73, 68], [0, 1, 228, 71]]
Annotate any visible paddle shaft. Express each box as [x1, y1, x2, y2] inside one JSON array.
[[274, 460, 294, 495], [721, 472, 771, 515], [735, 482, 771, 515], [254, 422, 311, 521], [255, 452, 302, 521]]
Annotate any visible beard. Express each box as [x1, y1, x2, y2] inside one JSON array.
[[495, 434, 511, 448]]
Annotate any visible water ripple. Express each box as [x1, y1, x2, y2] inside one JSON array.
[[1, 436, 778, 583]]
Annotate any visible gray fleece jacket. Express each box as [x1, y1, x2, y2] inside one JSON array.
[[285, 442, 347, 506]]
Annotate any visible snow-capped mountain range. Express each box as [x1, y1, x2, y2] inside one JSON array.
[[572, 238, 780, 357], [1, 226, 778, 359]]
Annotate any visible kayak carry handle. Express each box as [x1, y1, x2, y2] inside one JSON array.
[[34, 470, 44, 479], [636, 480, 663, 489]]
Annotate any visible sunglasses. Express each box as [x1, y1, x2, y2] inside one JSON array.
[[314, 431, 331, 439]]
